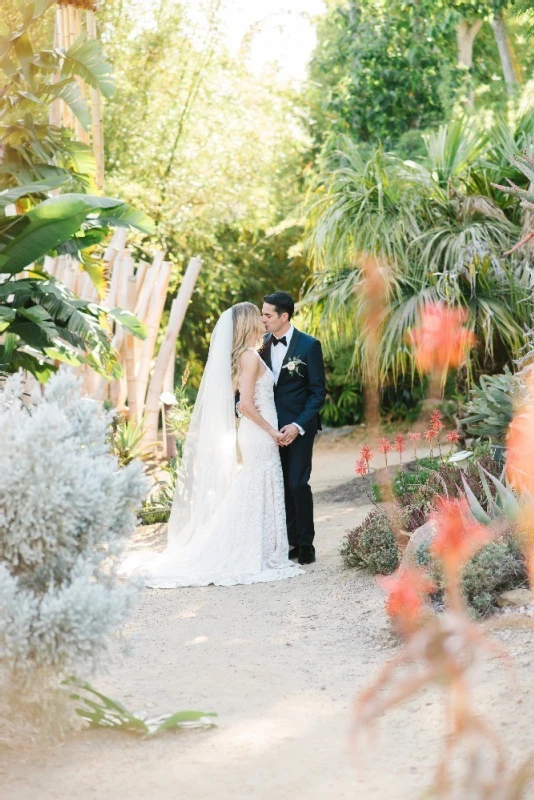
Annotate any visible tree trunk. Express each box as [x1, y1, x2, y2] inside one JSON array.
[[491, 12, 519, 95], [456, 18, 483, 108], [521, 181, 534, 254]]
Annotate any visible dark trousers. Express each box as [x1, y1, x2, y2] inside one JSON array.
[[279, 430, 316, 550]]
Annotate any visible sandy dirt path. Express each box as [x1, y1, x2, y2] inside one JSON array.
[[3, 436, 534, 799]]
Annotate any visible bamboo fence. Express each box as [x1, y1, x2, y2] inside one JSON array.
[[42, 2, 204, 453], [44, 242, 203, 451]]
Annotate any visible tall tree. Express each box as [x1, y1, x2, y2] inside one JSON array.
[[98, 0, 310, 375]]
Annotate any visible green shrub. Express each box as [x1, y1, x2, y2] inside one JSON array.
[[340, 505, 406, 574], [416, 535, 527, 617], [462, 539, 527, 616]]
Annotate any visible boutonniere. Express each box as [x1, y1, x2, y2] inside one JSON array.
[[282, 357, 305, 377]]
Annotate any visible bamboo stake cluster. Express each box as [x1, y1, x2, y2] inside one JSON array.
[[50, 1, 104, 188], [44, 240, 202, 453]]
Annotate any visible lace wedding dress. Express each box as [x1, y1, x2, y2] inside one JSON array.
[[124, 311, 303, 588]]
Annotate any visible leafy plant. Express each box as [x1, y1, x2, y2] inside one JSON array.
[[341, 505, 405, 574], [0, 0, 113, 189], [0, 4, 154, 382], [138, 459, 179, 526], [65, 679, 217, 737], [417, 535, 527, 617], [302, 117, 534, 388], [110, 413, 152, 467], [462, 367, 517, 442]]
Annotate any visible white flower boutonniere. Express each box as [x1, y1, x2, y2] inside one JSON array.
[[282, 357, 305, 378]]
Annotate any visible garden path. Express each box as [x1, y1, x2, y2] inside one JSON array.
[[3, 433, 534, 800]]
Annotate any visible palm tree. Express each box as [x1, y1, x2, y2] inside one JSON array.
[[301, 118, 533, 388]]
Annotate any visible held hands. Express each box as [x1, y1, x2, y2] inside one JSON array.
[[269, 428, 284, 445], [279, 424, 300, 446]]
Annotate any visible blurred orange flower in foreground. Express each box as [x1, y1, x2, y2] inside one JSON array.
[[430, 497, 490, 574], [408, 302, 475, 374], [506, 390, 534, 583], [379, 567, 434, 632], [506, 398, 534, 494]]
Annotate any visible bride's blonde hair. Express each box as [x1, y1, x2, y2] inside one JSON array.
[[231, 302, 264, 391]]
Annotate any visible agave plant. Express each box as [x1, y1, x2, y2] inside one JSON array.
[[462, 462, 520, 525], [462, 367, 518, 443]]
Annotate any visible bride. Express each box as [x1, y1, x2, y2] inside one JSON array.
[[129, 302, 303, 588]]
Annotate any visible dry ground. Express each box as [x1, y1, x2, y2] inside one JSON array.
[[2, 432, 534, 799]]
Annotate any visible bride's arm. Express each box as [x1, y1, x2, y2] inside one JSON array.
[[238, 351, 282, 443]]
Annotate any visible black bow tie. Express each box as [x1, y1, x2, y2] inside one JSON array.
[[272, 335, 287, 347]]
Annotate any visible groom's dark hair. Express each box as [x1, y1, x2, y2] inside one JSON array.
[[263, 291, 294, 320]]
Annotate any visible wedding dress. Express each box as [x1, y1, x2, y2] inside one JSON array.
[[124, 309, 303, 588]]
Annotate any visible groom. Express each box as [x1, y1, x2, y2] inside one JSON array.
[[260, 292, 326, 565]]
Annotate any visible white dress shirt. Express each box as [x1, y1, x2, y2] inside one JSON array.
[[270, 326, 304, 436], [271, 325, 294, 384]]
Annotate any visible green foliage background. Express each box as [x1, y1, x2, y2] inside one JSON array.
[[79, 0, 534, 413]]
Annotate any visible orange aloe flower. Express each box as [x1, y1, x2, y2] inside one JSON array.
[[354, 458, 368, 477], [430, 409, 444, 432], [446, 430, 460, 444], [408, 302, 475, 375], [394, 434, 405, 453], [430, 497, 490, 573], [378, 567, 434, 631], [360, 445, 373, 463], [506, 399, 534, 494], [379, 438, 392, 455]]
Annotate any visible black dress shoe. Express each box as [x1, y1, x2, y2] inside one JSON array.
[[298, 546, 316, 565], [288, 546, 299, 560]]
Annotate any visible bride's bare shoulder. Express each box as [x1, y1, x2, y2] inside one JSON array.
[[239, 349, 260, 371]]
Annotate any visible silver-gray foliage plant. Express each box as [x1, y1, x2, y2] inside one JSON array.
[[0, 370, 149, 683]]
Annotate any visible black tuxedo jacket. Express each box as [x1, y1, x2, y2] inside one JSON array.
[[260, 329, 326, 434]]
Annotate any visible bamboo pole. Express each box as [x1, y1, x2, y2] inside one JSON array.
[[73, 7, 90, 145], [135, 258, 172, 411], [60, 5, 74, 129], [143, 257, 202, 447], [103, 227, 126, 264], [163, 344, 175, 395], [86, 8, 105, 190], [134, 260, 149, 304], [135, 251, 164, 323], [49, 6, 63, 128], [125, 275, 140, 422]]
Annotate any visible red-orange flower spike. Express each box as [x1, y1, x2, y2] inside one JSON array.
[[446, 430, 460, 444], [430, 497, 490, 572], [354, 458, 368, 477], [507, 398, 534, 494], [394, 434, 405, 453], [430, 409, 444, 431], [408, 432, 421, 443], [424, 428, 438, 442], [379, 438, 392, 455], [408, 302, 475, 375], [378, 567, 434, 629], [360, 445, 373, 463]]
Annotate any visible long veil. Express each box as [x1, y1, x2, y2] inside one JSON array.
[[167, 307, 238, 546]]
